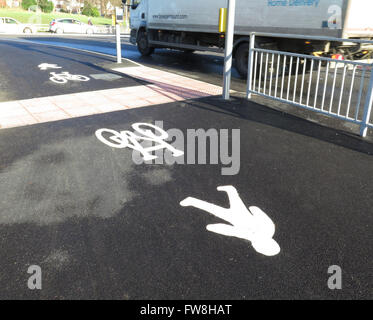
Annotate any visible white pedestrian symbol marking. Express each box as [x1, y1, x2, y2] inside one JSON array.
[[38, 63, 62, 71], [49, 72, 90, 84], [180, 186, 281, 256], [95, 123, 184, 161]]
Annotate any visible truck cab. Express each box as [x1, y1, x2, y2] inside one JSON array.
[[130, 0, 154, 55], [129, 0, 146, 31]]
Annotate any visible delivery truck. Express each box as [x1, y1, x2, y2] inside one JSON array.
[[129, 0, 373, 77]]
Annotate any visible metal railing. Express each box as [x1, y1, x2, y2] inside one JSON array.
[[31, 25, 127, 34], [94, 25, 115, 34], [246, 32, 373, 137], [95, 25, 128, 34], [34, 24, 49, 32]]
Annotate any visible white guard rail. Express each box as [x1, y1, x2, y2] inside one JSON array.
[[94, 25, 116, 34], [34, 24, 49, 32], [246, 32, 373, 137], [33, 25, 125, 34]]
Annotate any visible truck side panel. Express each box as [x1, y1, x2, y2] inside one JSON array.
[[343, 0, 373, 38], [147, 0, 347, 37]]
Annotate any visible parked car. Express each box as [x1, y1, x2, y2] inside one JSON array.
[[0, 17, 37, 34], [49, 19, 95, 34]]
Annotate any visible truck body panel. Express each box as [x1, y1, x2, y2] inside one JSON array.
[[130, 0, 373, 77], [343, 0, 373, 38], [144, 0, 360, 38]]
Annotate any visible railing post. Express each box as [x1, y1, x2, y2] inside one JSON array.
[[246, 33, 255, 99], [222, 0, 236, 100], [360, 66, 373, 137], [116, 23, 122, 63]]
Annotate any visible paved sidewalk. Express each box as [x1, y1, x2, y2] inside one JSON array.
[[0, 65, 222, 129]]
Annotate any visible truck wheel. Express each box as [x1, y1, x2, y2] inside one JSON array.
[[137, 30, 154, 56], [235, 42, 280, 79], [235, 43, 250, 79]]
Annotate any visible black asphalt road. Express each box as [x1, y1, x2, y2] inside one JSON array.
[[0, 35, 372, 300], [0, 38, 146, 102], [2, 35, 242, 90], [0, 96, 372, 299]]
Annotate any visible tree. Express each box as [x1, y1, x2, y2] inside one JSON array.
[[22, 0, 37, 10], [38, 0, 54, 13], [91, 7, 100, 17], [82, 1, 100, 17]]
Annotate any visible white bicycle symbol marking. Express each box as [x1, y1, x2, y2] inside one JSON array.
[[49, 72, 90, 84], [95, 123, 184, 161]]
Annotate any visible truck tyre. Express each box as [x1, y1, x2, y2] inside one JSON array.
[[235, 42, 250, 79], [137, 30, 154, 56], [235, 41, 279, 79]]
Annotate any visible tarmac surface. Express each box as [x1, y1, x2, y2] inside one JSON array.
[[0, 95, 372, 299], [0, 38, 145, 102], [0, 36, 372, 300], [1, 35, 242, 90]]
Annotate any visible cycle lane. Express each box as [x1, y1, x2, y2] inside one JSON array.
[[0, 95, 372, 299], [0, 39, 222, 129], [0, 39, 144, 103]]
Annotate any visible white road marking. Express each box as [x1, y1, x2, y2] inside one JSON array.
[[90, 73, 122, 81], [95, 123, 184, 161], [49, 72, 90, 84], [180, 185, 281, 256], [38, 63, 62, 71]]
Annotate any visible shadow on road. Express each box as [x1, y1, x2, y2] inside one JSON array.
[[189, 96, 373, 155]]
